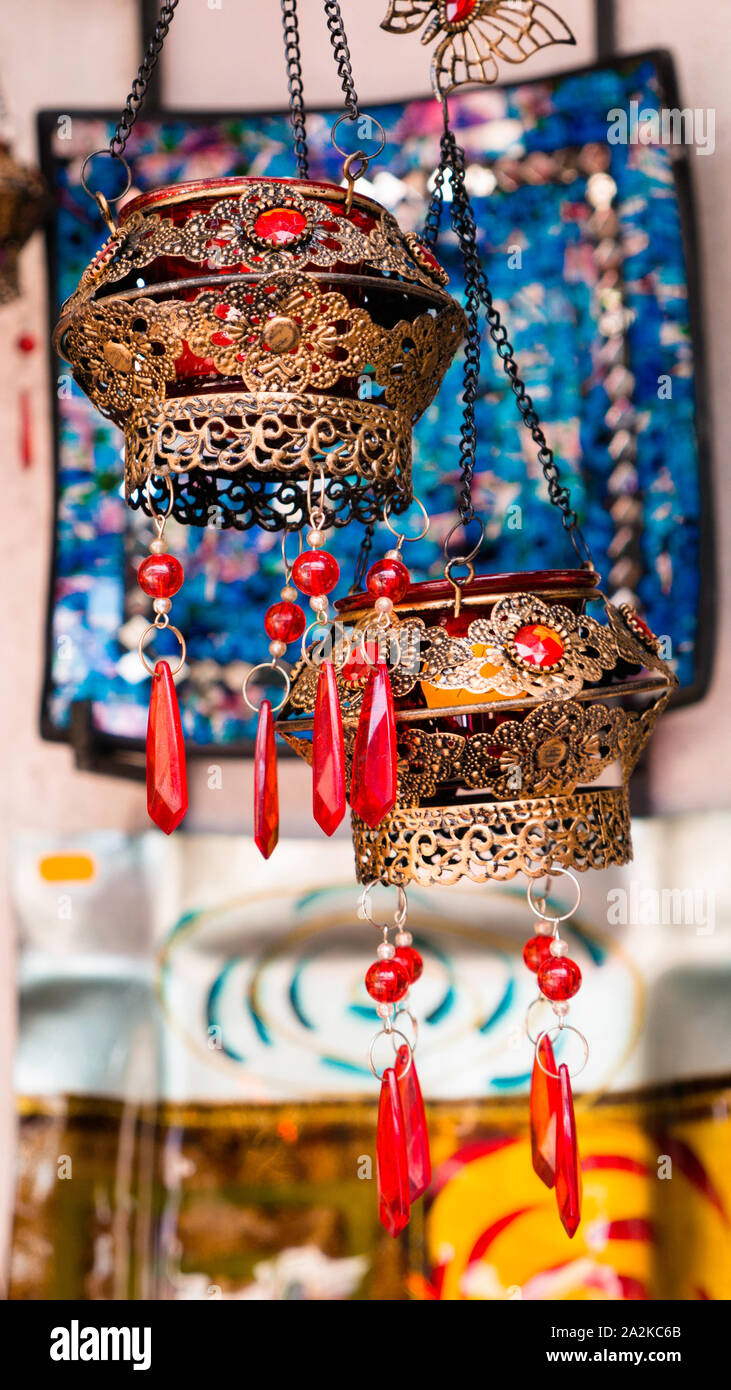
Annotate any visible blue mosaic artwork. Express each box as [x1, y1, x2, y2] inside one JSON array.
[[42, 53, 705, 749]]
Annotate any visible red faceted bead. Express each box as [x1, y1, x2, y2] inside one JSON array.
[[523, 934, 553, 973], [513, 623, 564, 668], [312, 659, 346, 836], [538, 955, 582, 1001], [146, 660, 188, 834], [342, 639, 380, 688], [138, 553, 184, 599], [394, 945, 423, 985], [292, 550, 340, 596], [254, 700, 279, 859], [555, 1063, 583, 1237], [366, 557, 411, 603], [377, 1068, 410, 1237], [350, 661, 398, 828], [396, 1045, 431, 1201], [365, 958, 409, 1004], [264, 600, 306, 645], [253, 206, 307, 246], [446, 0, 477, 21], [530, 1033, 561, 1188]]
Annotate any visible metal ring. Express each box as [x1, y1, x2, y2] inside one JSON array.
[[359, 882, 408, 931], [394, 1007, 418, 1051], [358, 621, 397, 668], [535, 1025, 590, 1081], [368, 1027, 412, 1082], [383, 496, 430, 544], [138, 625, 187, 678], [299, 619, 348, 670], [242, 662, 291, 715], [80, 148, 132, 203], [527, 867, 581, 924], [146, 472, 175, 521], [305, 467, 329, 531], [525, 995, 555, 1047], [442, 518, 485, 565], [281, 527, 303, 582], [331, 112, 386, 162]]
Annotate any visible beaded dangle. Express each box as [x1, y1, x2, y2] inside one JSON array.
[[137, 480, 188, 835], [244, 547, 295, 858], [361, 883, 430, 1236], [524, 868, 587, 1238]]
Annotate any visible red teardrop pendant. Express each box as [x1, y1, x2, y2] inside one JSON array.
[[350, 660, 398, 828], [530, 1032, 561, 1189], [146, 660, 188, 834], [396, 1045, 431, 1201], [377, 1066, 411, 1237], [312, 660, 346, 835], [555, 1062, 583, 1237], [254, 700, 279, 859]]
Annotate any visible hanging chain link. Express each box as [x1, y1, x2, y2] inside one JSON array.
[[281, 0, 310, 180], [432, 117, 595, 568], [323, 0, 361, 122], [109, 0, 180, 160]]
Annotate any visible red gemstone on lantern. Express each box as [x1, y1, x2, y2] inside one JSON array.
[[446, 0, 477, 22], [396, 1045, 431, 1201], [523, 934, 553, 973], [254, 700, 279, 859], [530, 1033, 561, 1188], [342, 640, 380, 688], [138, 553, 184, 599], [312, 660, 346, 836], [253, 206, 307, 246], [394, 945, 423, 985], [555, 1063, 582, 1237], [366, 558, 411, 603], [365, 958, 409, 1004], [292, 550, 340, 596], [350, 661, 398, 828], [513, 623, 565, 668], [537, 956, 582, 1001], [146, 660, 188, 834], [377, 1067, 411, 1237], [632, 613, 655, 644], [264, 601, 306, 645]]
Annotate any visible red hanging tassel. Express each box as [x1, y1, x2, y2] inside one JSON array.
[[529, 1032, 561, 1188], [312, 659, 346, 835], [555, 1062, 582, 1237], [377, 1066, 411, 1237], [254, 700, 279, 859], [350, 659, 398, 827], [146, 660, 188, 834], [396, 1044, 431, 1201]]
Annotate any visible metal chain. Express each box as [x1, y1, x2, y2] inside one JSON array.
[[352, 520, 376, 592], [436, 122, 595, 567], [109, 0, 180, 160], [281, 0, 310, 180], [423, 148, 450, 251], [323, 0, 361, 122]]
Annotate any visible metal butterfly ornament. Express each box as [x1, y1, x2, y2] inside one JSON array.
[[380, 1, 575, 97]]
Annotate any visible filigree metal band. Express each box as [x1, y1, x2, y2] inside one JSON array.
[[351, 787, 633, 887]]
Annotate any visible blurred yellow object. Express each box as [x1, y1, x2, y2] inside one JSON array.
[[38, 852, 96, 882]]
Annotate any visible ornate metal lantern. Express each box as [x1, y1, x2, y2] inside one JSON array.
[[0, 143, 47, 305], [54, 175, 464, 531], [278, 569, 676, 884]]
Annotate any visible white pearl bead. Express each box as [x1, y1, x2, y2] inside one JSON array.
[[550, 938, 568, 957], [149, 538, 165, 554], [374, 596, 393, 615], [306, 529, 325, 548], [384, 548, 401, 561], [153, 597, 171, 614], [395, 930, 412, 947], [552, 1001, 570, 1017], [280, 585, 298, 602], [269, 639, 286, 658], [536, 918, 552, 936], [376, 1002, 394, 1020], [377, 942, 395, 960], [310, 595, 329, 613]]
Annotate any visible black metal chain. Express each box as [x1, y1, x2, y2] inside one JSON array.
[[108, 0, 180, 160], [433, 119, 595, 567], [323, 0, 361, 122], [352, 519, 376, 592], [281, 0, 310, 180]]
